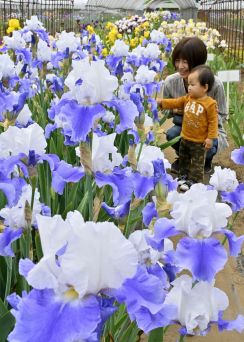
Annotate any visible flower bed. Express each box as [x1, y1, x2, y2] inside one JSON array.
[[0, 13, 243, 342]]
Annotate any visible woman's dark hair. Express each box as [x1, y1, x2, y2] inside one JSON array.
[[190, 65, 215, 91], [172, 37, 207, 71]]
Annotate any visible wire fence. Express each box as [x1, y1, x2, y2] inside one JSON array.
[[0, 0, 74, 38], [198, 0, 244, 64]]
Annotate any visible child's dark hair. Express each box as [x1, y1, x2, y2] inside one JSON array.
[[190, 65, 215, 91]]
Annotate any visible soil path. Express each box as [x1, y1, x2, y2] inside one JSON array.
[[143, 119, 244, 341]]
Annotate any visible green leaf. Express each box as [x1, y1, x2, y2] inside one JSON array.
[[158, 135, 181, 150], [77, 191, 89, 216], [0, 310, 15, 342], [0, 298, 7, 317], [148, 327, 165, 342]]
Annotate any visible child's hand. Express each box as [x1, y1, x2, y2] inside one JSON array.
[[204, 138, 213, 149]]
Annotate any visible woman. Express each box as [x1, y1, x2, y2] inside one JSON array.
[[163, 37, 227, 173]]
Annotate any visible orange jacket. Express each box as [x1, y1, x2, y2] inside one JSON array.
[[158, 95, 218, 143]]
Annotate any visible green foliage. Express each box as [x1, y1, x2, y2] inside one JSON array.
[[228, 83, 244, 147]]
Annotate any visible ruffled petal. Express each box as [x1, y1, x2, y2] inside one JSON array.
[[0, 228, 22, 256], [142, 202, 158, 226], [220, 229, 244, 256], [8, 289, 101, 342], [95, 168, 133, 205], [175, 237, 227, 282]]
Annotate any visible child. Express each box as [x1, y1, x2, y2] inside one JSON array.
[[157, 65, 218, 191]]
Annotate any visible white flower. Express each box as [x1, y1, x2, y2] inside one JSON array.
[[102, 110, 115, 124], [16, 104, 32, 125], [209, 166, 238, 192], [0, 123, 47, 157], [111, 39, 129, 57], [131, 45, 145, 58], [37, 40, 52, 62], [129, 229, 173, 265], [143, 43, 161, 59], [26, 212, 138, 298], [55, 31, 80, 52], [75, 132, 122, 173], [121, 72, 134, 84], [165, 275, 229, 334], [0, 54, 16, 79], [3, 31, 26, 50], [167, 184, 232, 238], [25, 16, 45, 31], [65, 58, 118, 105], [0, 185, 42, 228], [135, 65, 156, 84], [150, 29, 166, 43], [136, 145, 170, 177]]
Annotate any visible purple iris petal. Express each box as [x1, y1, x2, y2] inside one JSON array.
[[218, 312, 244, 333], [175, 237, 227, 282], [0, 154, 27, 177], [7, 293, 22, 310], [45, 123, 57, 139], [142, 202, 158, 226], [143, 83, 160, 97], [106, 99, 139, 134], [221, 183, 244, 212], [133, 303, 176, 333], [0, 178, 25, 206], [146, 218, 178, 251], [105, 55, 122, 72], [39, 153, 60, 171], [101, 201, 130, 219], [130, 92, 144, 114], [219, 229, 244, 256], [231, 147, 244, 165], [8, 289, 101, 342], [58, 101, 105, 142], [51, 160, 84, 195], [15, 49, 32, 64], [0, 228, 22, 256], [147, 98, 158, 121], [128, 129, 140, 144], [95, 168, 133, 205], [153, 159, 177, 191], [132, 172, 154, 199], [0, 91, 17, 115], [112, 265, 176, 333], [19, 258, 35, 278]]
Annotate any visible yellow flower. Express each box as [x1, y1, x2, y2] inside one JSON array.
[[117, 33, 122, 39], [86, 25, 95, 34], [7, 18, 21, 34], [8, 18, 20, 29], [134, 27, 140, 34], [130, 39, 137, 48], [101, 48, 109, 56], [139, 36, 144, 44], [144, 31, 150, 38]]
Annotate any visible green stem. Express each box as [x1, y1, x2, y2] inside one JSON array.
[[179, 334, 185, 342], [124, 200, 133, 238], [4, 257, 13, 305], [222, 212, 239, 245], [85, 173, 93, 221], [136, 142, 144, 162]]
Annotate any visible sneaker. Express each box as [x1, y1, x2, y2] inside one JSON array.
[[171, 159, 179, 174], [177, 175, 188, 186], [180, 180, 194, 192]]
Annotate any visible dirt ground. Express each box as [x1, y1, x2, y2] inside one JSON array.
[[143, 120, 244, 342]]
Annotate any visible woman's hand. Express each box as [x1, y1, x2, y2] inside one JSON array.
[[204, 138, 213, 150]]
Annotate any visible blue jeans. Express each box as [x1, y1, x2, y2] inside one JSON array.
[[166, 125, 218, 163]]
